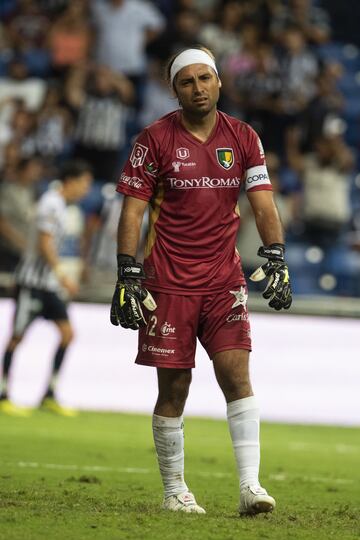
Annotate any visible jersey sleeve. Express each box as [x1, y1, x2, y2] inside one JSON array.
[[244, 126, 272, 193], [116, 129, 158, 202], [36, 197, 60, 235]]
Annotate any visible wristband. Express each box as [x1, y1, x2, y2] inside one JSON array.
[[257, 243, 285, 262], [117, 253, 146, 280]]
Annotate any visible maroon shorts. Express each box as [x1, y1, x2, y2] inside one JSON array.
[[136, 285, 251, 369]]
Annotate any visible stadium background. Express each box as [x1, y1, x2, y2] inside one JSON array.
[[0, 3, 359, 539], [0, 0, 359, 423]]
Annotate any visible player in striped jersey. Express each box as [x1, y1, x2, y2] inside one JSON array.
[[0, 160, 92, 417]]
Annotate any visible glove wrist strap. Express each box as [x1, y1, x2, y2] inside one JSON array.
[[257, 243, 285, 262], [117, 253, 146, 280]]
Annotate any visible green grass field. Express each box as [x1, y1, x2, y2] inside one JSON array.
[[0, 412, 359, 540]]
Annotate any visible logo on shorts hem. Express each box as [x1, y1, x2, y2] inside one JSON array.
[[142, 343, 175, 356], [226, 312, 249, 322], [229, 286, 248, 308], [160, 321, 176, 337]]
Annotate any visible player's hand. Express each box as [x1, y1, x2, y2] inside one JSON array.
[[250, 244, 292, 311], [110, 255, 157, 329]]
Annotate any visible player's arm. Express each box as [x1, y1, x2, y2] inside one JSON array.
[[0, 217, 27, 252], [117, 195, 148, 257], [247, 190, 283, 246], [65, 64, 87, 109], [246, 190, 292, 311], [110, 196, 156, 330], [38, 231, 78, 296], [105, 68, 135, 105]]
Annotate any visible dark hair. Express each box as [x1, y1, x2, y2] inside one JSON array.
[[18, 156, 42, 172], [59, 159, 93, 182], [165, 45, 216, 88]]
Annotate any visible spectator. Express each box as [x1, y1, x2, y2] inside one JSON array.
[[287, 127, 355, 246], [66, 62, 134, 182], [0, 97, 19, 164], [92, 0, 165, 108], [300, 62, 345, 152], [148, 8, 201, 61], [0, 58, 46, 111], [183, 0, 219, 22], [138, 58, 176, 129], [0, 141, 21, 183], [35, 83, 74, 173], [0, 156, 43, 272], [221, 20, 262, 114], [233, 42, 285, 153], [7, 0, 49, 49], [271, 0, 331, 45], [38, 0, 69, 14], [199, 1, 243, 64], [278, 24, 319, 116], [48, 0, 93, 75], [10, 106, 38, 159], [0, 22, 13, 76], [6, 0, 50, 77]]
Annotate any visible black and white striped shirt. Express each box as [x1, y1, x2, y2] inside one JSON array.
[[16, 188, 66, 292]]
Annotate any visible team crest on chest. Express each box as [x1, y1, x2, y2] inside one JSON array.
[[216, 148, 234, 170], [176, 147, 190, 160]]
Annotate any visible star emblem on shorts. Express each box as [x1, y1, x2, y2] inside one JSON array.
[[230, 286, 248, 309]]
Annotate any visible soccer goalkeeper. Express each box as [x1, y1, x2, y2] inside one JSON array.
[[111, 47, 292, 515]]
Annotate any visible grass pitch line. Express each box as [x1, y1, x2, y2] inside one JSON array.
[[269, 473, 353, 485], [4, 461, 230, 478], [288, 442, 358, 454], [1, 461, 354, 485]]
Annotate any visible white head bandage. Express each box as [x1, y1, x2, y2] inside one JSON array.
[[170, 49, 218, 86]]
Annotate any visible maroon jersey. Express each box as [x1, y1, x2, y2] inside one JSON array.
[[116, 110, 272, 294]]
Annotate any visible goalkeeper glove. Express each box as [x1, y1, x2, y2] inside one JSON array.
[[250, 243, 292, 311], [110, 254, 157, 329]]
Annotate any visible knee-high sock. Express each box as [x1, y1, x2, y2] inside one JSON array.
[[45, 345, 67, 397], [152, 414, 188, 498], [0, 350, 14, 398], [227, 396, 260, 490]]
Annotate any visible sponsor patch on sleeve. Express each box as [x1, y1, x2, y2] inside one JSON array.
[[245, 165, 271, 191], [119, 172, 143, 189], [130, 142, 148, 167]]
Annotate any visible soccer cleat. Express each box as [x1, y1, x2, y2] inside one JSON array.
[[162, 491, 206, 514], [239, 485, 276, 515], [40, 397, 78, 417], [0, 399, 32, 417]]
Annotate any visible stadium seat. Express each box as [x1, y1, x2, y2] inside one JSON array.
[[337, 72, 360, 96], [323, 246, 360, 295], [285, 243, 325, 295]]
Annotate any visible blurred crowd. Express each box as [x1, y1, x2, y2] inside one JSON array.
[[1, 0, 360, 298]]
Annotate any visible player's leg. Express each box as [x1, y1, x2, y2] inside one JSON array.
[[199, 286, 274, 515], [0, 335, 23, 402], [42, 319, 74, 401], [135, 290, 205, 513], [0, 287, 39, 415], [153, 367, 205, 514], [39, 292, 77, 416], [213, 349, 275, 515]]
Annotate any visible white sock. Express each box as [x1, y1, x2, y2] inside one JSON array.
[[152, 414, 188, 498], [227, 396, 261, 491]]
